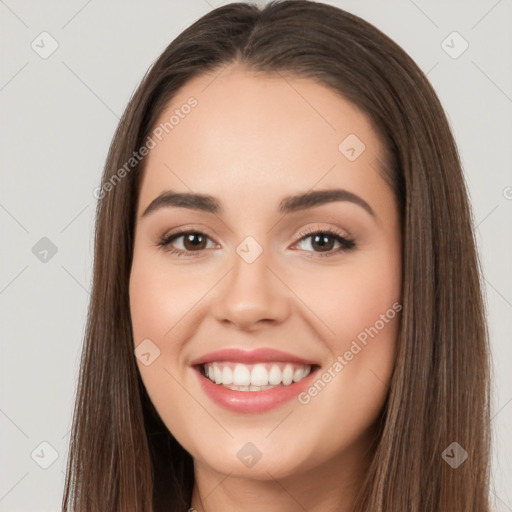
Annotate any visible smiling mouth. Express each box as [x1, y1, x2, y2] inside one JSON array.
[[197, 361, 319, 391]]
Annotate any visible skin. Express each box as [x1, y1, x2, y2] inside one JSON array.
[[129, 64, 402, 512]]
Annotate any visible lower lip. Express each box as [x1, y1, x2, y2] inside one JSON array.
[[194, 366, 318, 413]]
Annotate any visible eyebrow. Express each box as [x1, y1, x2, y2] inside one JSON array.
[[141, 188, 375, 218]]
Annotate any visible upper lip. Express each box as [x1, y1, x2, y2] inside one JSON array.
[[189, 348, 318, 366]]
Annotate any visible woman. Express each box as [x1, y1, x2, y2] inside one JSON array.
[[62, 1, 491, 511]]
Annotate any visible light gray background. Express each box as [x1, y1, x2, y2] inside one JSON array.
[[0, 1, 511, 511]]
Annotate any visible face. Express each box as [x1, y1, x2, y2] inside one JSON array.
[[129, 64, 402, 484]]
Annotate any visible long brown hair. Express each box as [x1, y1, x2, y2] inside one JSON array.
[[62, 1, 491, 510]]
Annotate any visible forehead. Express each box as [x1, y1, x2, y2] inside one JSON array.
[[137, 65, 388, 217]]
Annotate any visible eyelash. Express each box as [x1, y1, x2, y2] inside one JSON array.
[[156, 226, 356, 258]]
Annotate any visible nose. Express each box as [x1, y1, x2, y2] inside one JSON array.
[[210, 245, 291, 332]]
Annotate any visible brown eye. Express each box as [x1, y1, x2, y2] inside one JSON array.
[[181, 232, 208, 251], [308, 233, 336, 252], [157, 230, 216, 256], [294, 228, 356, 257]]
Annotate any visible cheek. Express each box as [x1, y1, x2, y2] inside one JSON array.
[[285, 247, 401, 352], [288, 246, 401, 428], [128, 251, 224, 420], [129, 253, 184, 396], [129, 251, 209, 347], [129, 255, 202, 441], [294, 251, 401, 442]]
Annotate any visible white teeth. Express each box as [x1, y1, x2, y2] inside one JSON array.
[[282, 364, 294, 385], [203, 361, 313, 390], [213, 364, 222, 385], [251, 364, 269, 386], [268, 365, 282, 385], [222, 366, 233, 385], [293, 365, 311, 382], [233, 364, 251, 386], [222, 384, 277, 392]]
